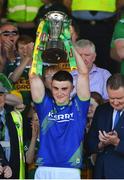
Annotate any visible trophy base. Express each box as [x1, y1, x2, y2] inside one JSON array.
[[42, 40, 67, 63]]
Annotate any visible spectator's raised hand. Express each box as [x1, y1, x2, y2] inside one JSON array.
[[2, 37, 17, 60]]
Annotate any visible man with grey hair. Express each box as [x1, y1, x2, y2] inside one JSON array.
[[72, 39, 111, 100]]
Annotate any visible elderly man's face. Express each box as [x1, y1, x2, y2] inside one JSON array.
[[76, 46, 96, 71], [107, 87, 124, 110], [0, 24, 19, 44]]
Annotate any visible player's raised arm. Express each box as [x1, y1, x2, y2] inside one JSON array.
[[29, 73, 45, 103], [74, 48, 90, 100]]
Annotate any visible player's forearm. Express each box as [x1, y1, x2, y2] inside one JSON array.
[[74, 48, 88, 75], [29, 74, 45, 103]]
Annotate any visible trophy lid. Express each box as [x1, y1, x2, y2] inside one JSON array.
[[44, 11, 69, 22]]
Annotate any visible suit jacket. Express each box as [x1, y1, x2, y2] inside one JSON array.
[[0, 144, 8, 165], [1, 110, 20, 179], [87, 102, 124, 179], [0, 144, 9, 179]]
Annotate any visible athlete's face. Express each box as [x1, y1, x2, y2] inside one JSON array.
[[51, 80, 73, 104]]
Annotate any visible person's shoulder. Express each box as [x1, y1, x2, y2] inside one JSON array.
[[35, 93, 53, 105], [95, 66, 111, 76], [70, 69, 78, 77], [73, 94, 90, 103], [96, 102, 112, 112]]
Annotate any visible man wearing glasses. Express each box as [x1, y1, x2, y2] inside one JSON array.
[[0, 22, 19, 73]]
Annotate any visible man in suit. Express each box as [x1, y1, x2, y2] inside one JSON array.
[[0, 80, 25, 178], [87, 73, 124, 179]]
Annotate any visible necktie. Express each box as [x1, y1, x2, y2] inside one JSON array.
[[114, 111, 121, 128]]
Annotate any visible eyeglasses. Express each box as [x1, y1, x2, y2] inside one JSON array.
[[0, 30, 19, 36]]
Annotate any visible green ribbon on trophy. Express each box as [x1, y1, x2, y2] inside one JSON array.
[[31, 11, 77, 75], [60, 20, 77, 68]]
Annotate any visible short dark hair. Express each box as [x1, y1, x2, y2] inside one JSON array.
[[107, 73, 124, 90], [17, 35, 33, 45], [52, 70, 73, 84], [91, 91, 104, 105]]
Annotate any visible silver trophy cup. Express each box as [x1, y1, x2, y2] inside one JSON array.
[[42, 11, 69, 63]]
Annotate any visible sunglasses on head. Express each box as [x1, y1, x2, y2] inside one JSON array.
[[1, 30, 19, 36]]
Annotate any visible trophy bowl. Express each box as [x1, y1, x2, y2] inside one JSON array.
[[42, 40, 67, 63]]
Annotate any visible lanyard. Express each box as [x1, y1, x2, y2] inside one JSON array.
[[11, 110, 25, 179]]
